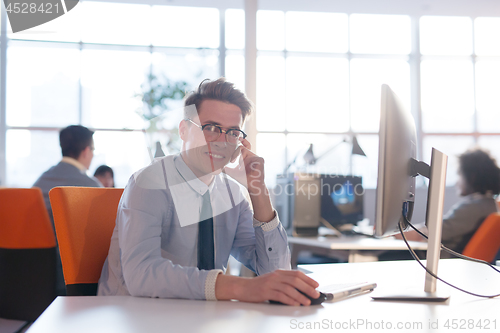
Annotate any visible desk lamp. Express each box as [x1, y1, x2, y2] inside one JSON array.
[[284, 136, 366, 175]]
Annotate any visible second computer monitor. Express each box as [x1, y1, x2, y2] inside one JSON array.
[[320, 175, 364, 227]]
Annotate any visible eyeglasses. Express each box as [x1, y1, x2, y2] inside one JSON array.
[[185, 119, 247, 145]]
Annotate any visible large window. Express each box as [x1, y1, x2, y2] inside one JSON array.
[[1, 1, 500, 191], [255, 10, 500, 189], [419, 16, 500, 186], [3, 2, 225, 187], [256, 12, 411, 188]]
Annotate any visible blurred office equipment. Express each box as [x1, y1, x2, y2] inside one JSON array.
[[274, 173, 364, 237], [277, 135, 367, 237], [320, 175, 364, 230], [284, 135, 366, 175], [306, 136, 367, 165], [275, 173, 321, 237]]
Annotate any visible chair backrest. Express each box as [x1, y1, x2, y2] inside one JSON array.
[[49, 186, 123, 296], [0, 187, 57, 321], [462, 212, 500, 263]]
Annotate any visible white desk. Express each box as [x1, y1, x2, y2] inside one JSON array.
[[289, 235, 428, 267], [27, 260, 500, 333]]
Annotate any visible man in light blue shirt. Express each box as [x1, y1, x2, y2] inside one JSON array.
[[98, 78, 319, 305]]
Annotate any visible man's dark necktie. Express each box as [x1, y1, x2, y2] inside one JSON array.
[[197, 191, 214, 270]]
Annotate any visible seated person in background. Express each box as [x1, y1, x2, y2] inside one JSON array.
[[98, 78, 319, 305], [33, 124, 101, 295], [400, 148, 500, 256], [94, 165, 115, 187], [34, 125, 102, 218]]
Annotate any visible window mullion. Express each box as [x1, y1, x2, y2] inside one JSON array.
[[219, 8, 226, 77], [410, 16, 424, 162], [471, 17, 479, 144]]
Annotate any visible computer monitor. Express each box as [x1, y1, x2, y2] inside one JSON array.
[[320, 175, 363, 228], [375, 84, 417, 236], [374, 84, 449, 302]]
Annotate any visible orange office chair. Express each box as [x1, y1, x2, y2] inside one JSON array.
[[49, 187, 124, 296], [462, 212, 500, 263], [0, 188, 57, 321]]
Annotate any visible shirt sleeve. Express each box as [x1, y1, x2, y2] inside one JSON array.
[[117, 176, 222, 300], [252, 213, 280, 231], [205, 270, 222, 301], [230, 200, 291, 274]]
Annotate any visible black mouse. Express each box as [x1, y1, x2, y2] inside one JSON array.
[[269, 290, 327, 305]]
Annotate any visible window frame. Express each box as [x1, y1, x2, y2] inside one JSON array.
[[1, 0, 500, 188]]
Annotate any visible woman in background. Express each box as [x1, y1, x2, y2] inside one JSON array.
[[401, 148, 500, 256]]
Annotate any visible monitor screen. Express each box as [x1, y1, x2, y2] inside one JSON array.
[[321, 175, 364, 227], [375, 84, 417, 237]]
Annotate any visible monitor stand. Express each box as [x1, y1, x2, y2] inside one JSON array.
[[373, 148, 450, 302]]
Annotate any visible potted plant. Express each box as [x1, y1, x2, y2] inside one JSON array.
[[136, 73, 188, 159]]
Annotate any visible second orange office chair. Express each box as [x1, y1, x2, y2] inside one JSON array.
[[49, 186, 124, 296], [462, 212, 500, 263]]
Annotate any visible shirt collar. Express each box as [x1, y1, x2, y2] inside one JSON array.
[[174, 154, 217, 196], [61, 157, 87, 173]]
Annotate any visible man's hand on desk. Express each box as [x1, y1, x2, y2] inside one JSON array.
[[215, 270, 320, 306]]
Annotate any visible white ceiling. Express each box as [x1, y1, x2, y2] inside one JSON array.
[[87, 0, 500, 17]]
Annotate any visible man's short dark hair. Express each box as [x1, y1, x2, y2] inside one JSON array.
[[59, 125, 94, 159], [459, 148, 500, 195], [184, 77, 253, 121]]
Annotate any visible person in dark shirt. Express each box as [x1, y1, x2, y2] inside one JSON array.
[[399, 148, 500, 256], [33, 125, 101, 295]]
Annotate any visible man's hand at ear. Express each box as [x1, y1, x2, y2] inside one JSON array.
[[223, 139, 274, 223], [223, 138, 265, 192]]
